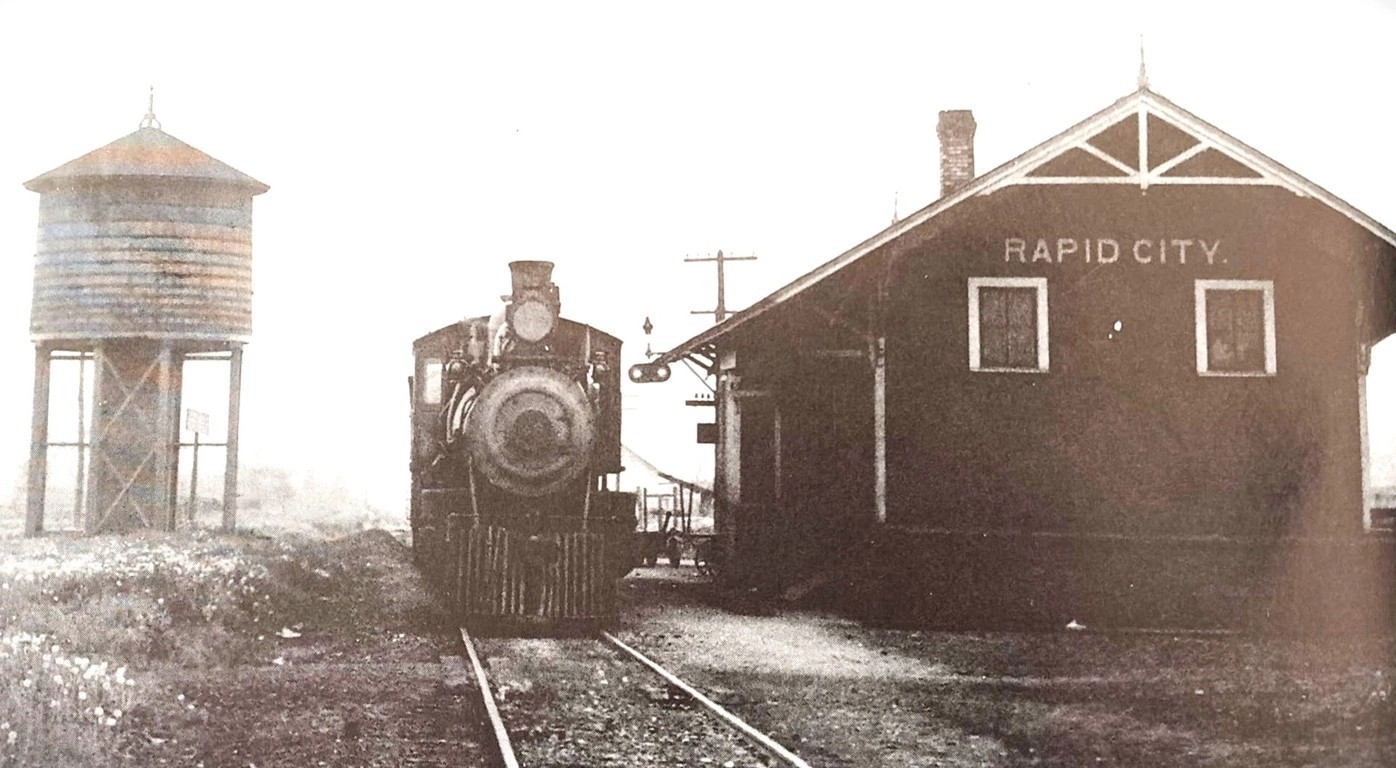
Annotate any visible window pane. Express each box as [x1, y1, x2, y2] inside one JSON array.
[[979, 288, 1009, 367], [421, 359, 443, 405], [1005, 289, 1037, 368], [1207, 297, 1236, 367], [1206, 290, 1265, 372], [980, 286, 1037, 369], [1232, 291, 1264, 370]]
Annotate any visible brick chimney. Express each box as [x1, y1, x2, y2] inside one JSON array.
[[937, 110, 977, 198]]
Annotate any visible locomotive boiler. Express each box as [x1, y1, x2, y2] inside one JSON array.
[[409, 261, 635, 633]]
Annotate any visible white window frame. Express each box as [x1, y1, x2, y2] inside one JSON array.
[[968, 276, 1050, 373], [1194, 279, 1276, 377]]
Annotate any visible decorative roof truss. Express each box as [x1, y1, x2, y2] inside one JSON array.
[[993, 98, 1286, 192]]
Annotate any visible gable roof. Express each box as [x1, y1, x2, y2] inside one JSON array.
[[652, 86, 1396, 367], [25, 126, 269, 194]]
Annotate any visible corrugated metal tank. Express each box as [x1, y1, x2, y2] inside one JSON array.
[[25, 125, 268, 344]]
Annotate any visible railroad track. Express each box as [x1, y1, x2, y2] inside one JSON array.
[[459, 627, 812, 768]]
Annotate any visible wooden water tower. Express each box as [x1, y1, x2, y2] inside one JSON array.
[[22, 98, 268, 535]]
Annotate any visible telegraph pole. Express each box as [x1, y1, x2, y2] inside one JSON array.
[[686, 250, 756, 323]]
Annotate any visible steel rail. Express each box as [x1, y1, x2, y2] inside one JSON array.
[[600, 630, 812, 768], [459, 627, 520, 768]]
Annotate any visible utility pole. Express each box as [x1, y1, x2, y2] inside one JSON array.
[[686, 249, 756, 323]]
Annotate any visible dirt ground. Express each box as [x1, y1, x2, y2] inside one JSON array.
[[63, 533, 1389, 767], [131, 651, 488, 767], [113, 532, 492, 768], [617, 564, 1396, 767]]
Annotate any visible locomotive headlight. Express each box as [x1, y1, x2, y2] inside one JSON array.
[[511, 299, 557, 343]]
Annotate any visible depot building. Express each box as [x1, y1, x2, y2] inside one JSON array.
[[643, 83, 1396, 630]]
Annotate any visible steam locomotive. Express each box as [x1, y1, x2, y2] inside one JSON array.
[[409, 261, 636, 633]]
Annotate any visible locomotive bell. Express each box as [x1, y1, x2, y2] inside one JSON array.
[[507, 261, 560, 344]]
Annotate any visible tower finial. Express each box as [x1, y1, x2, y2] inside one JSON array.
[[891, 191, 899, 224], [1137, 35, 1149, 91], [140, 85, 161, 129]]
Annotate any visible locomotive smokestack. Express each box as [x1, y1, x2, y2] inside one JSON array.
[[509, 261, 555, 295]]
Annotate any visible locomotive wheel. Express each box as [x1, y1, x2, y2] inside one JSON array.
[[464, 366, 596, 496]]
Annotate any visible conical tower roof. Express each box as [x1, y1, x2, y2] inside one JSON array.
[[24, 125, 268, 194]]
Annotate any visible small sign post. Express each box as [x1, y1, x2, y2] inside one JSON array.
[[186, 409, 209, 523]]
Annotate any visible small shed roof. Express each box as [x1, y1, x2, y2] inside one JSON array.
[[653, 85, 1396, 367], [622, 444, 713, 495], [25, 126, 269, 194]]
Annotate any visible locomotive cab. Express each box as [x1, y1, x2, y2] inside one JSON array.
[[409, 261, 635, 634]]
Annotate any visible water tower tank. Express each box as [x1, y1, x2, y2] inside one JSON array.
[[25, 120, 268, 342]]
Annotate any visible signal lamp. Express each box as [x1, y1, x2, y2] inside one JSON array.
[[628, 362, 671, 384]]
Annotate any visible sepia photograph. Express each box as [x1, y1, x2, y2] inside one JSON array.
[[0, 0, 1393, 765]]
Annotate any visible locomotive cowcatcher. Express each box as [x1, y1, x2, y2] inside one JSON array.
[[409, 261, 635, 633]]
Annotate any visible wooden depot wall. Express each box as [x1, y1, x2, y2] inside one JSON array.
[[881, 183, 1394, 538], [719, 181, 1396, 551]]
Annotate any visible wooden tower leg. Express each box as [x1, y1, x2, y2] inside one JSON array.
[[25, 346, 51, 537], [167, 350, 185, 529], [74, 352, 87, 529], [158, 344, 176, 532], [84, 348, 105, 534], [223, 345, 243, 532]]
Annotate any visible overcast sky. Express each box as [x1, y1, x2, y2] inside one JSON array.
[[1, 0, 1393, 514]]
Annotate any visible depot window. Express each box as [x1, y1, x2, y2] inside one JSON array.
[[421, 359, 443, 405], [968, 277, 1049, 373], [1194, 280, 1276, 376]]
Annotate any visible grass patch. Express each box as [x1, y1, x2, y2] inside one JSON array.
[[0, 528, 437, 766]]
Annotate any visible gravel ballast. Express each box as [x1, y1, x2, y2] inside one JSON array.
[[478, 636, 772, 767]]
